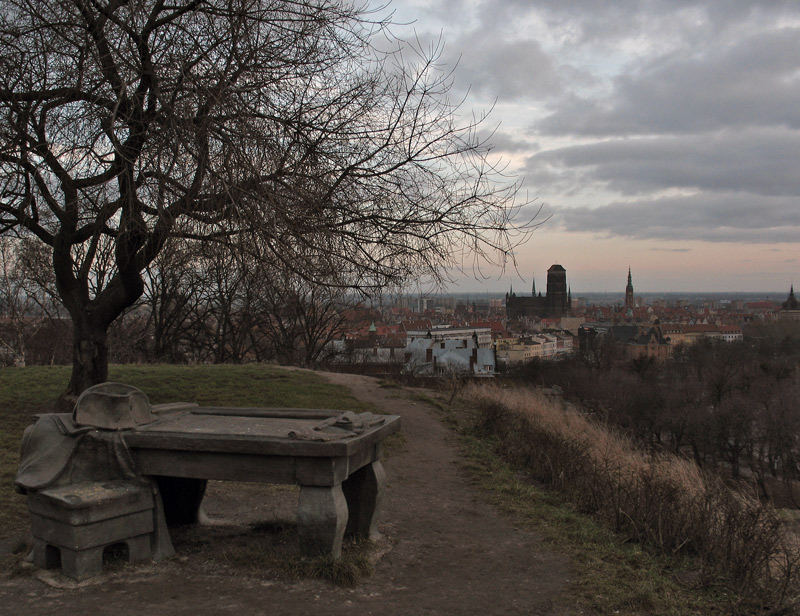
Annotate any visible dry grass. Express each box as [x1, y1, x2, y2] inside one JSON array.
[[469, 383, 800, 613]]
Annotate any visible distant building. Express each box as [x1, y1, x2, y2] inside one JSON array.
[[404, 337, 496, 377], [780, 284, 800, 320], [495, 331, 573, 365], [558, 316, 586, 332], [405, 326, 492, 348], [627, 326, 673, 361], [625, 268, 634, 309], [579, 323, 672, 362], [506, 264, 570, 319], [717, 325, 743, 342]]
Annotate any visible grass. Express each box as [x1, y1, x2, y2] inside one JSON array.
[[106, 363, 374, 410]]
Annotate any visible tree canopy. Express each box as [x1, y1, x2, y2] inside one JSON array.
[[0, 0, 529, 396]]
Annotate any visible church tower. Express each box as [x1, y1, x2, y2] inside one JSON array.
[[782, 283, 799, 310], [625, 267, 634, 309], [546, 264, 568, 317]]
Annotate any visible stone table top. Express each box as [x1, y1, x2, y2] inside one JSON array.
[[123, 407, 401, 458]]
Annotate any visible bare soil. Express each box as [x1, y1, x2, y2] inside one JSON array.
[[0, 372, 576, 615]]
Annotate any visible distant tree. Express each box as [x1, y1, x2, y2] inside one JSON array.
[[0, 237, 36, 364], [579, 329, 620, 370], [186, 242, 254, 364], [0, 0, 530, 399], [0, 237, 66, 365], [247, 255, 352, 366], [139, 240, 204, 363]]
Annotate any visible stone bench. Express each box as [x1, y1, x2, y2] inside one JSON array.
[[27, 481, 155, 580]]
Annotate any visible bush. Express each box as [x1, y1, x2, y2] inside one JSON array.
[[470, 383, 800, 611]]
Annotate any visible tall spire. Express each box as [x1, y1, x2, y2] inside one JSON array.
[[625, 267, 634, 309], [532, 273, 536, 296], [783, 282, 799, 310]]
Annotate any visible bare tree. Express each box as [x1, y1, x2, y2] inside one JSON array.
[[0, 237, 35, 364], [140, 240, 204, 363], [0, 0, 530, 399], [188, 241, 254, 364], [248, 260, 352, 366], [0, 236, 66, 365]]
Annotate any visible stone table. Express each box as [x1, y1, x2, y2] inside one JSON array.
[[123, 407, 401, 558]]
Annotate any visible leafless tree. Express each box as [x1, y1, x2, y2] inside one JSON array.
[[247, 257, 353, 366], [0, 237, 35, 364], [188, 241, 254, 363], [139, 239, 204, 362], [0, 0, 532, 398], [0, 236, 65, 364]]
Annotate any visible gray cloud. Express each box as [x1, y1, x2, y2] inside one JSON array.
[[477, 128, 539, 154], [453, 38, 563, 102], [521, 1, 796, 48], [555, 192, 800, 243], [538, 27, 800, 137], [527, 129, 800, 197], [385, 0, 800, 256]]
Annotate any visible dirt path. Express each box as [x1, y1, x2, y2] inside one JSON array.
[[0, 373, 574, 615]]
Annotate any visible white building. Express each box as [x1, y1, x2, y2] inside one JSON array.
[[405, 326, 493, 348], [404, 337, 495, 377]]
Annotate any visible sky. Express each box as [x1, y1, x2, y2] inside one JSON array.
[[372, 0, 800, 294]]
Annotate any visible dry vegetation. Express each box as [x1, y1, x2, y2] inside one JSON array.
[[469, 383, 800, 613]]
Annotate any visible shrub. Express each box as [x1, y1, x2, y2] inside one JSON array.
[[470, 383, 800, 611]]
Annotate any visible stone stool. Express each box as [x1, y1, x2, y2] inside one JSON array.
[[27, 481, 154, 580]]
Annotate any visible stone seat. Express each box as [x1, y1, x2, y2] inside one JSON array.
[[27, 480, 154, 580]]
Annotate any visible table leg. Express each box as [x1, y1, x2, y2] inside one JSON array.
[[150, 482, 176, 561], [341, 460, 385, 540], [297, 484, 348, 558]]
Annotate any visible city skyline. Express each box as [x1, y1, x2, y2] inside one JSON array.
[[404, 274, 794, 301], [376, 1, 800, 293]]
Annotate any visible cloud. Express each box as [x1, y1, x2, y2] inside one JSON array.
[[537, 26, 800, 137], [475, 127, 539, 153], [383, 0, 800, 286], [516, 1, 796, 51], [526, 128, 800, 197], [554, 192, 800, 243], [453, 38, 563, 102]]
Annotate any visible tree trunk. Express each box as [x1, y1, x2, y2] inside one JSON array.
[[64, 316, 110, 402]]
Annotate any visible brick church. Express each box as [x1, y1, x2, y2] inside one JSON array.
[[505, 264, 570, 319]]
